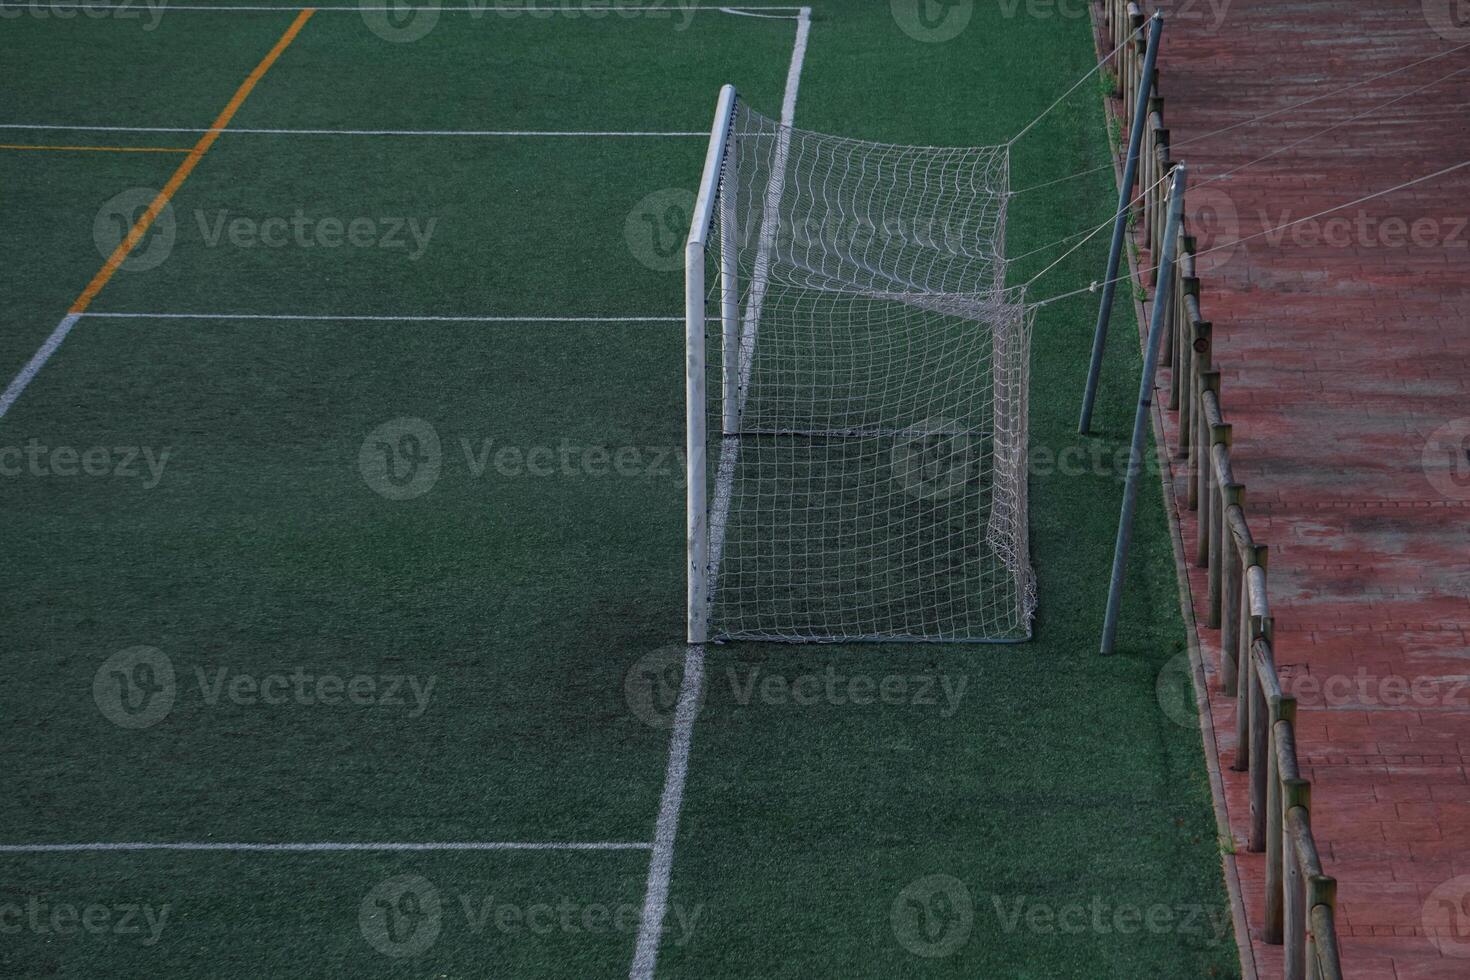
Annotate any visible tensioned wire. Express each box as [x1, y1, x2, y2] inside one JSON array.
[[1026, 156, 1470, 309], [1007, 52, 1470, 292], [1009, 36, 1470, 197], [1006, 20, 1145, 147]]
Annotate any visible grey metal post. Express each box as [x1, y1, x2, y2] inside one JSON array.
[[1079, 12, 1163, 434], [1100, 163, 1186, 655]]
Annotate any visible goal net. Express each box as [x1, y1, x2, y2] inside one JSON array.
[[685, 88, 1036, 644]]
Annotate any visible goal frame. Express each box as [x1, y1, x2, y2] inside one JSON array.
[[685, 84, 738, 644], [684, 85, 1035, 646]]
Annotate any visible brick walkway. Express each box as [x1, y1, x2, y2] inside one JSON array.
[[1138, 2, 1470, 977]]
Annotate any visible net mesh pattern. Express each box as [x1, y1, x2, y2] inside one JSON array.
[[697, 100, 1036, 643]]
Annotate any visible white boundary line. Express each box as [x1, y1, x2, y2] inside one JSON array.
[[0, 314, 79, 419], [627, 645, 705, 978], [716, 5, 797, 16], [628, 9, 809, 980], [0, 841, 650, 853], [0, 124, 705, 138], [80, 312, 681, 322], [0, 2, 803, 10]]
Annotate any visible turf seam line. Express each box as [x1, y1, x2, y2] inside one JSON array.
[[0, 10, 314, 421], [0, 842, 652, 853], [628, 10, 810, 979], [79, 312, 682, 322], [0, 124, 706, 138]]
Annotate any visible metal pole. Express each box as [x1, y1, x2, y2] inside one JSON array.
[[720, 135, 740, 434], [686, 85, 737, 644], [1100, 163, 1186, 655], [1079, 12, 1163, 434], [686, 242, 709, 645]]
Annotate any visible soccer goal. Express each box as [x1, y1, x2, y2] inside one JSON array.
[[685, 85, 1036, 644]]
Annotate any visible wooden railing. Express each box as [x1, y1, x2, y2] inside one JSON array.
[[1097, 3, 1343, 977]]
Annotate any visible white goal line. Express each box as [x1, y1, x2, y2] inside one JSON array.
[[632, 8, 811, 980], [0, 2, 806, 12], [79, 312, 682, 323], [0, 123, 705, 138], [0, 841, 651, 853]]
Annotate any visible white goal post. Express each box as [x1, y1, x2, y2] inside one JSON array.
[[686, 85, 1036, 645]]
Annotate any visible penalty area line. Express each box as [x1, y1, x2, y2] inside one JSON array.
[[0, 841, 651, 853]]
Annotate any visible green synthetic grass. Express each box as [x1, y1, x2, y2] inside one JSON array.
[[0, 3, 1236, 977]]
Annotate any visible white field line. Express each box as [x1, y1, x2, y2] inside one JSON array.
[[627, 644, 705, 979], [628, 10, 809, 980], [0, 2, 804, 10], [0, 314, 78, 420], [0, 123, 704, 138], [715, 5, 800, 16], [0, 841, 650, 853], [80, 312, 681, 323]]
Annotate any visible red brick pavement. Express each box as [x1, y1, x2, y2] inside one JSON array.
[[1127, 2, 1470, 977]]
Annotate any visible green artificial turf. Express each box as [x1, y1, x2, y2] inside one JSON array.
[[0, 3, 1237, 977]]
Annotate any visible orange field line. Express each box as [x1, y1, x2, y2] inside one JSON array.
[[69, 7, 315, 316], [0, 144, 193, 154]]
